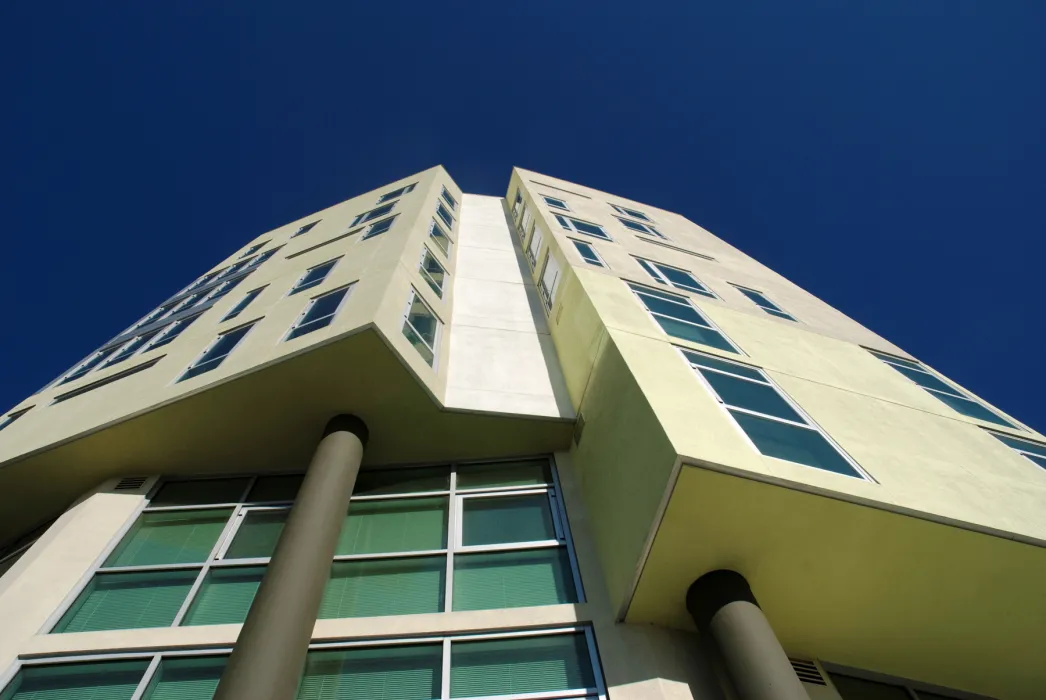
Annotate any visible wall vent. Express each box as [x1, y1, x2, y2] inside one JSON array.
[[113, 476, 148, 492], [573, 413, 586, 446], [790, 659, 826, 685]]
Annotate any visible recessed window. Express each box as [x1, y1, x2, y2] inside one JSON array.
[[611, 203, 651, 221], [512, 189, 524, 218], [526, 223, 545, 268], [519, 206, 534, 242], [289, 259, 339, 295], [61, 347, 121, 384], [637, 258, 715, 297], [429, 220, 453, 257], [351, 203, 395, 227], [869, 350, 1018, 428], [402, 289, 441, 367], [637, 236, 716, 261], [732, 284, 796, 321], [147, 313, 201, 350], [554, 215, 612, 241], [419, 248, 447, 298], [683, 349, 866, 478], [292, 220, 320, 238], [441, 186, 457, 210], [617, 217, 665, 238], [100, 330, 165, 369], [828, 670, 970, 700], [238, 241, 267, 259], [377, 183, 416, 204], [361, 215, 396, 240], [542, 195, 569, 211], [988, 431, 1046, 470], [178, 271, 218, 296], [436, 202, 455, 229], [203, 276, 244, 304], [0, 407, 30, 432], [178, 323, 255, 382], [52, 358, 162, 404], [245, 247, 280, 268], [222, 287, 265, 322], [629, 282, 738, 353], [286, 286, 351, 340], [538, 251, 562, 314], [570, 238, 606, 267], [216, 259, 252, 280]]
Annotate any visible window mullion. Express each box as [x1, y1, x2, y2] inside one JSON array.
[[128, 654, 162, 700], [170, 565, 210, 627], [441, 637, 452, 700], [445, 467, 458, 613]]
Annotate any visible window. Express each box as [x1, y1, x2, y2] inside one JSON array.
[[519, 207, 534, 242], [246, 247, 280, 268], [204, 276, 245, 303], [179, 271, 218, 296], [436, 202, 455, 229], [429, 220, 453, 257], [512, 189, 524, 218], [239, 241, 267, 259], [636, 258, 715, 297], [178, 324, 254, 382], [554, 215, 612, 241], [402, 289, 441, 367], [637, 236, 716, 261], [543, 196, 569, 211], [61, 347, 121, 384], [419, 248, 447, 298], [538, 252, 562, 314], [378, 183, 416, 204], [351, 203, 395, 227], [683, 349, 866, 478], [290, 259, 339, 295], [610, 203, 651, 221], [869, 350, 1018, 428], [147, 313, 201, 350], [216, 259, 252, 280], [99, 330, 164, 368], [629, 282, 738, 353], [222, 287, 265, 322], [287, 286, 351, 340], [0, 407, 30, 433], [292, 220, 320, 238], [361, 215, 396, 240], [570, 239, 605, 267], [988, 431, 1046, 470], [52, 358, 162, 404], [526, 224, 545, 268], [441, 186, 457, 210], [616, 217, 665, 238], [828, 670, 973, 700], [732, 284, 796, 321]]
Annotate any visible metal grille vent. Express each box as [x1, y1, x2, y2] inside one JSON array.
[[790, 659, 826, 685], [114, 476, 148, 492], [573, 413, 586, 446]]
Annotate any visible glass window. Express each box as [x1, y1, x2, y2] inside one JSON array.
[[441, 187, 457, 210], [246, 248, 279, 268], [290, 259, 339, 295], [287, 287, 350, 340], [436, 202, 455, 228], [337, 498, 448, 555], [560, 217, 611, 240], [526, 223, 545, 268], [570, 239, 605, 267], [205, 276, 245, 303], [538, 251, 562, 314], [456, 459, 551, 490], [450, 633, 596, 698], [402, 289, 440, 366], [362, 216, 396, 240], [512, 189, 523, 217], [0, 660, 149, 700], [732, 284, 796, 321], [637, 258, 714, 297], [0, 408, 30, 432], [453, 548, 576, 611], [222, 287, 265, 322], [247, 474, 304, 502], [611, 203, 651, 221], [53, 569, 198, 632], [178, 323, 255, 381], [829, 673, 923, 699], [181, 566, 265, 626], [684, 349, 864, 478], [239, 242, 267, 259], [543, 196, 569, 211], [378, 183, 416, 204], [60, 347, 120, 383], [225, 510, 288, 559], [320, 556, 446, 618], [147, 313, 201, 350], [298, 645, 442, 700], [989, 431, 1046, 470], [629, 283, 737, 353], [141, 656, 226, 700], [101, 331, 163, 368], [354, 467, 450, 496], [292, 221, 320, 237], [429, 220, 453, 257], [461, 494, 557, 547], [150, 478, 250, 506], [352, 203, 395, 227], [105, 509, 234, 566], [419, 248, 447, 298], [617, 217, 664, 238]]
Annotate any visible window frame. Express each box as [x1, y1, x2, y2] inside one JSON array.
[[238, 241, 267, 259], [628, 282, 741, 354], [221, 287, 266, 323], [542, 195, 570, 211], [285, 285, 353, 341], [537, 250, 562, 315], [428, 219, 454, 258], [610, 203, 652, 221], [361, 215, 398, 240], [569, 238, 606, 268], [436, 201, 455, 229], [288, 258, 340, 296], [176, 322, 256, 383], [351, 202, 396, 227], [377, 183, 417, 204], [402, 287, 442, 367], [615, 217, 665, 239], [731, 284, 796, 321], [635, 257, 716, 298], [985, 430, 1046, 471], [419, 247, 448, 298], [554, 215, 612, 241], [440, 186, 457, 211], [291, 220, 320, 238]]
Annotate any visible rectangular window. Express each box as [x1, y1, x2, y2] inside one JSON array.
[[538, 251, 562, 314], [636, 258, 715, 297], [203, 277, 244, 304], [292, 220, 320, 238], [683, 349, 866, 478], [616, 217, 665, 238], [441, 186, 457, 210], [526, 223, 545, 268], [289, 259, 339, 295], [286, 286, 351, 341], [436, 202, 455, 229], [637, 236, 716, 261], [518, 206, 533, 242], [0, 407, 30, 432], [610, 203, 651, 221], [629, 282, 738, 353], [512, 189, 523, 218], [869, 350, 1018, 428], [542, 195, 569, 211], [222, 287, 265, 322], [178, 323, 255, 382], [238, 241, 267, 259], [179, 271, 218, 296], [361, 215, 396, 240], [60, 347, 120, 384], [246, 247, 280, 268], [99, 330, 164, 368], [402, 289, 441, 367], [571, 238, 605, 267], [556, 215, 612, 241], [352, 203, 395, 227], [377, 183, 416, 204], [146, 313, 201, 350], [429, 220, 453, 257], [52, 358, 161, 404], [828, 670, 972, 700], [732, 284, 796, 321], [419, 248, 447, 298], [988, 431, 1046, 469]]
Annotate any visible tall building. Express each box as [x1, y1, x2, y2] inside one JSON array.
[[0, 166, 1042, 700]]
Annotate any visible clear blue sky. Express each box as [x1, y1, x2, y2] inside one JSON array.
[[1, 2, 1043, 431]]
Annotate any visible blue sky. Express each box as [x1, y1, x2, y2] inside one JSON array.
[[1, 2, 1043, 431]]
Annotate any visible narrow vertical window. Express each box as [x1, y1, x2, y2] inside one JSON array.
[[441, 186, 457, 210], [178, 323, 255, 381], [512, 189, 523, 218], [570, 239, 605, 267], [286, 287, 351, 340], [289, 259, 339, 295], [538, 251, 562, 314], [222, 287, 265, 322], [429, 220, 453, 257], [419, 248, 447, 298], [402, 289, 441, 367], [732, 284, 796, 321], [436, 202, 455, 229], [526, 224, 545, 268]]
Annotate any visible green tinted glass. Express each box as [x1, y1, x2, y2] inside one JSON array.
[[829, 673, 912, 699], [927, 390, 1015, 428], [450, 633, 595, 698], [682, 351, 764, 381], [181, 567, 264, 626], [456, 460, 551, 489], [337, 498, 447, 555], [105, 509, 233, 567], [150, 479, 250, 506], [224, 511, 288, 559], [319, 557, 445, 619], [993, 433, 1046, 458], [654, 317, 737, 353], [353, 467, 450, 497], [142, 657, 227, 700], [297, 645, 442, 700], [54, 570, 196, 633], [893, 365, 959, 395], [640, 293, 707, 325], [700, 370, 803, 423], [247, 475, 303, 502], [453, 548, 575, 611], [461, 495, 555, 547], [0, 660, 148, 700], [731, 411, 860, 478]]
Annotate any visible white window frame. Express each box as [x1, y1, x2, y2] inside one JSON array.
[[512, 189, 524, 219], [361, 215, 398, 240], [402, 288, 442, 367], [610, 203, 652, 221], [145, 313, 201, 351], [985, 430, 1046, 470], [351, 202, 396, 227], [526, 223, 545, 268], [288, 258, 340, 296], [221, 287, 266, 323], [238, 241, 267, 259], [554, 215, 612, 241], [520, 206, 534, 241], [419, 247, 448, 298], [377, 183, 416, 204], [636, 258, 715, 297], [569, 238, 606, 268], [440, 186, 457, 211], [436, 202, 455, 229], [429, 219, 454, 257], [177, 322, 256, 382], [538, 251, 562, 315], [731, 284, 796, 321], [629, 283, 741, 354], [291, 220, 320, 238], [616, 217, 665, 239], [542, 195, 570, 211], [285, 285, 353, 341]]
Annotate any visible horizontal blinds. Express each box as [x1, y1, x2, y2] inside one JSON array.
[[450, 633, 594, 698], [142, 657, 227, 700], [297, 645, 442, 700], [54, 570, 196, 633], [453, 548, 575, 611], [224, 511, 288, 559], [318, 557, 445, 619], [461, 495, 555, 547], [105, 509, 234, 567], [336, 498, 447, 555], [455, 460, 550, 490], [0, 660, 148, 700], [353, 468, 450, 497], [181, 566, 265, 626]]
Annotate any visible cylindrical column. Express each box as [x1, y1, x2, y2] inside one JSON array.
[[686, 570, 807, 700], [214, 415, 369, 700]]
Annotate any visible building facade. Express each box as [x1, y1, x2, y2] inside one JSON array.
[[0, 166, 1043, 700]]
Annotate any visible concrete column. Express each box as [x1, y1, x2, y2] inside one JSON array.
[[686, 570, 807, 700], [213, 415, 368, 700]]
